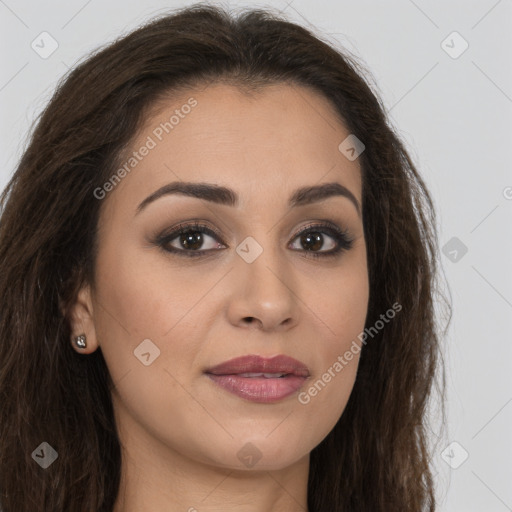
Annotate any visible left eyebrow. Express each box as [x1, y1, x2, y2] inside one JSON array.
[[135, 181, 361, 218]]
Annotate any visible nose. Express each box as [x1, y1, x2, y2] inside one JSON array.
[[225, 244, 299, 332]]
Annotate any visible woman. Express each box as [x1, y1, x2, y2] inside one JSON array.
[[0, 3, 447, 511]]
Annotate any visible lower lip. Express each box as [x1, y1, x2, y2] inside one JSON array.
[[206, 374, 307, 403]]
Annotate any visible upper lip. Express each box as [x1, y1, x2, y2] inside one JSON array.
[[205, 354, 310, 377]]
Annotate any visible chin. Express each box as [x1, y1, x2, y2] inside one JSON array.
[[198, 437, 310, 472]]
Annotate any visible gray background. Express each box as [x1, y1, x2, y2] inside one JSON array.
[[1, 0, 511, 510]]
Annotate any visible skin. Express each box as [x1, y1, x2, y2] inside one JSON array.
[[70, 82, 369, 512]]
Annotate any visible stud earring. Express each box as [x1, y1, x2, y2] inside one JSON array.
[[73, 334, 87, 349]]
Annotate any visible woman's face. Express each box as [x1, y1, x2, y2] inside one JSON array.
[[75, 82, 369, 471]]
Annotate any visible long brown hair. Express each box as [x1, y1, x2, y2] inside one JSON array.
[[0, 4, 448, 510]]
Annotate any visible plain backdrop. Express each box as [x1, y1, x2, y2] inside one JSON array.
[[1, 1, 511, 510]]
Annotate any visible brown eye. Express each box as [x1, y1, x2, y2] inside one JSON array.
[[156, 222, 226, 257], [173, 230, 214, 251], [295, 231, 335, 252], [288, 222, 354, 259]]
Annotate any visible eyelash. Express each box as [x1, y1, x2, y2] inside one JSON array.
[[154, 220, 354, 260]]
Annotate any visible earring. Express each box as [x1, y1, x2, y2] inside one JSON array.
[[73, 334, 87, 349]]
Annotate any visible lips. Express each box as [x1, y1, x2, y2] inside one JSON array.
[[205, 355, 310, 403], [206, 354, 310, 377]]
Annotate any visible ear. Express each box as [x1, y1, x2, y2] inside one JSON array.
[[68, 283, 99, 354]]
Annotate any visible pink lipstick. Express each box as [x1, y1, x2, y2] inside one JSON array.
[[205, 354, 310, 403]]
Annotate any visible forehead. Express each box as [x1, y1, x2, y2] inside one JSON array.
[[102, 82, 362, 217]]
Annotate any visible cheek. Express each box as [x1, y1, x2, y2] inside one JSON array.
[[90, 247, 178, 378], [94, 242, 207, 337], [311, 250, 369, 345], [92, 248, 208, 435], [300, 256, 368, 426], [297, 316, 364, 444]]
